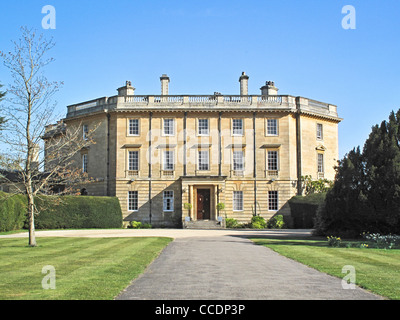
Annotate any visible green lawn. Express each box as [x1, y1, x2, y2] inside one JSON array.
[[252, 238, 400, 300], [0, 237, 172, 300]]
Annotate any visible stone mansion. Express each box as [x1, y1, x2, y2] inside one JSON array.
[[44, 73, 341, 228]]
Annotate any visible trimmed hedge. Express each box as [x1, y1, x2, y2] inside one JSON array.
[[34, 195, 123, 229], [0, 192, 27, 232], [288, 193, 326, 229]]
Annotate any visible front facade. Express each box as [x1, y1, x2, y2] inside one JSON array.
[[44, 73, 341, 227]]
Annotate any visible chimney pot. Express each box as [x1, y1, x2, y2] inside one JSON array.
[[160, 74, 170, 95], [239, 71, 249, 96]]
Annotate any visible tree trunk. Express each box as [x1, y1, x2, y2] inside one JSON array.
[[27, 192, 36, 247]]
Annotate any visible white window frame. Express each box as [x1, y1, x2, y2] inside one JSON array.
[[232, 119, 244, 136], [128, 119, 140, 136], [317, 153, 324, 173], [266, 118, 279, 136], [128, 191, 138, 212], [163, 150, 175, 171], [83, 124, 89, 140], [198, 150, 210, 171], [163, 118, 175, 136], [82, 154, 88, 173], [268, 191, 279, 211], [128, 150, 139, 171], [233, 191, 244, 211], [198, 119, 209, 136], [317, 123, 323, 140], [267, 150, 279, 171], [233, 150, 244, 171], [163, 190, 174, 212]]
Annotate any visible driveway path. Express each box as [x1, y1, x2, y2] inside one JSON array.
[[1, 229, 383, 299]]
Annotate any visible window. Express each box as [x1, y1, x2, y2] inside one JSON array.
[[233, 151, 244, 171], [198, 150, 209, 171], [266, 119, 278, 136], [128, 151, 139, 171], [232, 119, 243, 135], [83, 124, 89, 140], [163, 119, 175, 136], [163, 150, 174, 171], [128, 191, 138, 211], [318, 153, 324, 173], [198, 119, 209, 135], [317, 123, 323, 140], [163, 191, 174, 212], [268, 191, 278, 211], [267, 151, 279, 171], [82, 154, 88, 173], [128, 119, 139, 136], [233, 191, 243, 211]]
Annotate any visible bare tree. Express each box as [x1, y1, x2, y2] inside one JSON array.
[[0, 27, 95, 246]]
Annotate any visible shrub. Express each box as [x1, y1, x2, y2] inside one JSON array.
[[128, 221, 152, 229], [0, 192, 27, 232], [226, 218, 239, 228], [327, 236, 342, 247], [288, 193, 326, 229], [34, 195, 123, 229], [267, 215, 285, 229], [363, 233, 400, 249], [251, 215, 266, 229]]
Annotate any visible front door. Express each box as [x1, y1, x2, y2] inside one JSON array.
[[197, 189, 210, 220]]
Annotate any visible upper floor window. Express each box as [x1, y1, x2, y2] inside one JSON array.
[[83, 124, 89, 140], [163, 119, 175, 136], [233, 150, 244, 171], [128, 119, 139, 136], [317, 123, 323, 140], [128, 151, 139, 171], [198, 119, 209, 136], [266, 119, 278, 136], [267, 150, 279, 171], [232, 119, 244, 136], [82, 154, 88, 173], [163, 150, 174, 171], [198, 150, 209, 171]]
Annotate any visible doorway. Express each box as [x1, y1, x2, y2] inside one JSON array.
[[196, 189, 211, 220]]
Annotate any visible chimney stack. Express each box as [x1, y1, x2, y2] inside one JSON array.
[[260, 81, 279, 96], [160, 74, 170, 96], [117, 81, 135, 96], [239, 72, 249, 96]]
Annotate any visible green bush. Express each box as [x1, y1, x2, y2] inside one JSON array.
[[128, 221, 152, 229], [267, 215, 285, 229], [34, 195, 123, 229], [288, 193, 326, 228], [0, 192, 27, 232], [251, 215, 266, 229], [226, 218, 239, 228]]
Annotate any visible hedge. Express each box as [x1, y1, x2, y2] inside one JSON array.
[[288, 193, 326, 229], [34, 195, 123, 229], [0, 192, 27, 232], [0, 192, 123, 231]]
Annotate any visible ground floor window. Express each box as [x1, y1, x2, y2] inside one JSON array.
[[163, 190, 174, 212], [268, 191, 278, 211], [128, 191, 138, 211], [233, 191, 243, 211]]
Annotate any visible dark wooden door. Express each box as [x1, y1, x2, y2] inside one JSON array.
[[197, 189, 210, 220]]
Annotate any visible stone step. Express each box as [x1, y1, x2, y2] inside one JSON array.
[[184, 219, 225, 229]]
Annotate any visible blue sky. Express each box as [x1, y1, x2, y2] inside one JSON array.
[[1, 0, 400, 159]]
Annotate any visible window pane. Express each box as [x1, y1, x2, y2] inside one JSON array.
[[129, 151, 139, 171], [233, 151, 244, 171], [267, 119, 278, 135], [268, 151, 278, 171], [129, 119, 139, 135], [268, 191, 278, 211], [198, 150, 209, 171], [128, 191, 138, 211], [232, 119, 243, 135], [163, 151, 174, 170], [163, 191, 174, 211], [198, 119, 209, 135], [164, 119, 174, 135], [233, 191, 243, 211], [317, 123, 323, 140], [318, 153, 324, 173], [82, 154, 88, 173], [83, 125, 89, 140]]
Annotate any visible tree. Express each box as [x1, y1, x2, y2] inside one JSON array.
[[0, 82, 5, 128], [0, 27, 94, 246]]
